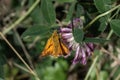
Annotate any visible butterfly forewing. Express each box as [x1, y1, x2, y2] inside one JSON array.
[[41, 36, 54, 56]]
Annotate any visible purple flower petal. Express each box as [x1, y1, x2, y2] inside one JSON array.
[[68, 41, 74, 50], [72, 42, 79, 50], [81, 57, 87, 65], [85, 44, 92, 56], [68, 24, 73, 28], [59, 18, 95, 65], [81, 48, 87, 65], [68, 18, 83, 28], [72, 46, 81, 64], [61, 33, 73, 39], [87, 43, 94, 51], [60, 27, 72, 33], [67, 37, 74, 42]]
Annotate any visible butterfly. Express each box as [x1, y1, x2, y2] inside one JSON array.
[[40, 30, 70, 57]]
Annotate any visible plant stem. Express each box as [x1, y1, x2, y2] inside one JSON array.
[[14, 29, 34, 69], [3, 0, 40, 35], [0, 32, 34, 74], [13, 62, 30, 74], [0, 0, 41, 79], [84, 4, 120, 30], [106, 8, 120, 40], [84, 56, 99, 80], [107, 30, 113, 40], [0, 32, 40, 80]]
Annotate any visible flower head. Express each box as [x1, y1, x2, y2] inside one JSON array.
[[60, 18, 95, 65]]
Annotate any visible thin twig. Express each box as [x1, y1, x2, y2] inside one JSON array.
[[107, 30, 113, 40], [101, 48, 120, 65], [95, 66, 99, 80], [84, 4, 120, 30], [107, 8, 120, 40], [28, 36, 40, 49], [0, 32, 34, 74], [1, 0, 41, 79], [2, 0, 40, 35], [13, 29, 34, 69], [107, 66, 119, 80], [115, 74, 120, 80], [84, 56, 99, 80], [0, 32, 40, 80], [13, 62, 30, 74]]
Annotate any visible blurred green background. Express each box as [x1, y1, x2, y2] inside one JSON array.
[[0, 0, 120, 80]]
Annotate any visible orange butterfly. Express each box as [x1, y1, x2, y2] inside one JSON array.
[[40, 30, 70, 57]]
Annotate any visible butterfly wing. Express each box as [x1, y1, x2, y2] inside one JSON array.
[[40, 30, 70, 57], [40, 36, 54, 57], [52, 30, 70, 57], [60, 42, 70, 56]]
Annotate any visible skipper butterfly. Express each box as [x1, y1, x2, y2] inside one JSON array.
[[40, 30, 70, 57]]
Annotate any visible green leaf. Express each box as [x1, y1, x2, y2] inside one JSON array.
[[94, 0, 111, 13], [0, 62, 4, 78], [53, 0, 74, 3], [83, 38, 108, 43], [21, 25, 50, 38], [57, 59, 68, 71], [98, 17, 109, 32], [76, 4, 84, 17], [41, 62, 66, 80], [64, 1, 76, 22], [41, 0, 56, 25], [73, 28, 84, 42], [110, 19, 120, 37], [30, 6, 47, 24], [113, 67, 120, 79], [0, 78, 4, 80], [99, 71, 108, 80], [89, 68, 96, 80]]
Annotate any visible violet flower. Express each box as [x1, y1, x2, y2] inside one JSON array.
[[60, 18, 95, 65]]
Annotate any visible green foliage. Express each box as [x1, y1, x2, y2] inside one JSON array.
[[64, 1, 76, 22], [89, 68, 96, 80], [94, 0, 112, 32], [53, 0, 74, 3], [41, 0, 56, 25], [21, 24, 50, 38], [31, 59, 68, 80], [99, 71, 109, 80], [98, 17, 108, 32], [113, 67, 120, 79], [0, 78, 4, 80], [0, 0, 120, 80], [30, 6, 46, 24], [73, 28, 84, 42], [0, 68, 4, 79], [94, 0, 112, 13], [83, 38, 108, 43], [75, 4, 84, 18], [110, 19, 120, 37], [43, 63, 66, 80]]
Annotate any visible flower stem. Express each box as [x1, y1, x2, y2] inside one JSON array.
[[106, 8, 120, 40], [107, 30, 113, 40], [84, 56, 99, 80], [3, 0, 40, 35], [0, 32, 33, 74], [0, 32, 40, 80], [84, 4, 120, 31]]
